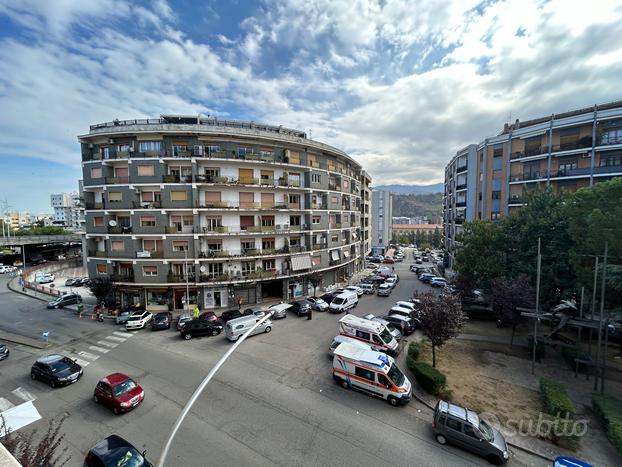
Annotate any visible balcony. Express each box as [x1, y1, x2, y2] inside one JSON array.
[[456, 164, 468, 173], [85, 202, 105, 210], [108, 226, 132, 234], [554, 137, 592, 152], [508, 196, 524, 205], [454, 217, 465, 225], [511, 171, 548, 182], [111, 273, 134, 282], [136, 250, 164, 259], [199, 273, 230, 282], [239, 177, 260, 185], [105, 176, 129, 184], [89, 250, 107, 258], [455, 183, 467, 191], [552, 167, 591, 178], [455, 201, 466, 208], [594, 164, 622, 175], [167, 272, 196, 283], [133, 201, 161, 209]]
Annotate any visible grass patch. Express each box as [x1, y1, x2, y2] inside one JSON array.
[[592, 394, 622, 455]]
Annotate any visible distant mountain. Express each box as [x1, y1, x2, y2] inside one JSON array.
[[374, 183, 443, 194], [392, 193, 443, 220]]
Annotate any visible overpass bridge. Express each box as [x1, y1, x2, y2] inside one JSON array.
[[0, 234, 83, 247]]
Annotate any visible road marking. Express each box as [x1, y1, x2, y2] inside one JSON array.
[[0, 397, 14, 411], [12, 387, 36, 402], [78, 351, 99, 361], [105, 336, 126, 342], [73, 357, 90, 367], [113, 331, 132, 338], [97, 340, 117, 348], [89, 345, 109, 354]]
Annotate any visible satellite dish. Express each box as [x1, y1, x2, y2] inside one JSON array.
[[200, 266, 207, 273], [109, 220, 117, 227]]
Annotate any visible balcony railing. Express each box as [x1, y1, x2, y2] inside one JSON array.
[[111, 273, 134, 282], [133, 201, 161, 209], [455, 201, 467, 208], [105, 176, 130, 184], [511, 171, 547, 182], [198, 273, 230, 282], [85, 202, 105, 209], [508, 196, 524, 204], [167, 273, 196, 283], [108, 226, 132, 234], [455, 183, 467, 190], [136, 250, 164, 258], [456, 164, 468, 173], [552, 167, 591, 178]]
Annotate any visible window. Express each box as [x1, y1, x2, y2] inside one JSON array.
[[182, 215, 193, 226], [463, 424, 479, 439], [143, 239, 158, 251], [289, 236, 301, 247], [204, 168, 220, 181], [170, 191, 187, 201], [101, 146, 110, 159], [96, 263, 107, 274], [172, 240, 189, 251], [446, 418, 462, 432], [91, 167, 102, 178], [139, 141, 161, 152], [289, 215, 301, 226], [238, 146, 252, 157], [111, 240, 124, 251], [206, 263, 223, 278], [378, 374, 391, 387], [143, 266, 158, 276], [206, 240, 222, 251], [312, 256, 321, 266], [311, 173, 321, 183], [207, 145, 221, 154], [261, 238, 275, 250], [354, 366, 374, 382], [108, 192, 122, 202], [491, 191, 501, 200], [491, 212, 501, 220], [559, 160, 577, 173], [117, 143, 131, 152], [600, 154, 622, 166], [206, 216, 222, 230], [93, 216, 104, 227], [342, 179, 349, 189], [355, 330, 370, 340], [261, 216, 275, 227], [140, 216, 156, 227], [147, 291, 168, 306], [288, 194, 300, 204], [137, 165, 155, 176], [141, 191, 161, 203], [312, 216, 321, 224], [262, 259, 275, 270], [241, 261, 256, 275], [602, 129, 622, 145], [331, 234, 338, 242], [241, 239, 256, 250], [438, 415, 446, 426]]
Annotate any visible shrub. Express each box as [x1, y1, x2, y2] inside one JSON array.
[[561, 346, 589, 373], [407, 341, 420, 361], [528, 336, 545, 361], [409, 361, 447, 396], [540, 378, 576, 419], [592, 394, 622, 455]]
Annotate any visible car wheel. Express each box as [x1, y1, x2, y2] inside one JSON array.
[[93, 395, 99, 404], [340, 380, 349, 389], [211, 329, 218, 336], [264, 326, 272, 333], [435, 434, 447, 445], [184, 334, 192, 340], [49, 380, 55, 388], [112, 407, 119, 415], [388, 396, 398, 407], [30, 372, 37, 381], [486, 454, 502, 465]]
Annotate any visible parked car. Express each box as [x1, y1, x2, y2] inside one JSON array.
[[329, 291, 358, 313], [115, 310, 132, 325], [357, 283, 375, 294], [395, 301, 417, 312], [363, 314, 402, 342], [151, 311, 173, 331], [306, 297, 329, 311], [419, 273, 435, 283], [77, 277, 90, 286], [35, 273, 55, 284], [380, 314, 415, 335], [225, 315, 272, 342], [64, 277, 79, 286], [328, 335, 373, 358], [180, 319, 223, 340], [0, 343, 9, 361], [377, 283, 392, 296], [382, 257, 395, 264], [433, 400, 509, 464], [198, 311, 219, 322], [220, 309, 244, 323], [267, 303, 291, 319], [384, 277, 397, 289], [84, 435, 153, 467], [125, 311, 153, 331], [176, 313, 192, 330], [93, 373, 144, 414], [47, 293, 82, 309], [388, 273, 399, 283], [289, 300, 311, 316], [430, 277, 448, 288], [344, 285, 364, 296], [319, 292, 338, 304], [362, 275, 385, 284], [30, 354, 83, 388]]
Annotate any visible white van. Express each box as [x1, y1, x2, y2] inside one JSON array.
[[339, 314, 399, 356], [328, 335, 372, 358], [329, 291, 358, 313], [358, 283, 375, 294], [225, 315, 273, 342], [332, 343, 412, 406]]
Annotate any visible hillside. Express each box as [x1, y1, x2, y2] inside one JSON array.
[[392, 192, 443, 219], [375, 183, 443, 194]]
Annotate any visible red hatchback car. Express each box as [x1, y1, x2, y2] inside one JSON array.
[[93, 373, 144, 415]]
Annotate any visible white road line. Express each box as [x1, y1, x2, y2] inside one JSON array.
[[73, 357, 90, 368], [97, 340, 117, 348], [105, 336, 126, 342], [89, 345, 109, 354], [12, 387, 36, 402], [0, 397, 14, 411], [78, 351, 99, 361], [113, 331, 132, 338]]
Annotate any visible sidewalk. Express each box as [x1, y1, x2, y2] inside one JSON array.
[[457, 333, 528, 347], [0, 329, 49, 349]]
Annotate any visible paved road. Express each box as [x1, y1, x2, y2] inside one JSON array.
[[0, 252, 546, 466]]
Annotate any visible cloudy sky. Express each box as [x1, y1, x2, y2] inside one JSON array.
[[1, 0, 621, 212]]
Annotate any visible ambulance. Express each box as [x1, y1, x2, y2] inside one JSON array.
[[332, 342, 412, 406], [339, 314, 400, 356]]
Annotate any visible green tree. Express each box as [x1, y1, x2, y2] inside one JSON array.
[[492, 274, 535, 346], [308, 271, 323, 297], [502, 187, 575, 309], [88, 276, 116, 304], [13, 226, 69, 236], [432, 227, 442, 248], [454, 220, 505, 294]]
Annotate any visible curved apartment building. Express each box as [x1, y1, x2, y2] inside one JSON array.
[[80, 115, 372, 311]]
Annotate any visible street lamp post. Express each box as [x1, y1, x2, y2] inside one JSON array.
[[157, 309, 275, 467], [184, 249, 190, 311]]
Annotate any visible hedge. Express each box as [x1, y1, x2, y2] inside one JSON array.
[[540, 378, 576, 419], [561, 346, 589, 373], [408, 361, 447, 396], [592, 394, 622, 455], [407, 341, 420, 361]]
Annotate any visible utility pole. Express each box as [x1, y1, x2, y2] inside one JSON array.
[[532, 237, 541, 375], [597, 242, 608, 393], [185, 249, 190, 311]]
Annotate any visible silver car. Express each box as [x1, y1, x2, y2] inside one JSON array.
[[176, 313, 192, 330], [267, 303, 291, 319], [305, 297, 329, 311]]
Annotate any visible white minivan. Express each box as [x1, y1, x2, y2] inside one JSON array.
[[225, 315, 273, 341], [329, 291, 358, 313]]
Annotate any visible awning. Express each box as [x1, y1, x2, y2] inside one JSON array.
[[0, 401, 42, 437], [331, 250, 340, 261], [291, 254, 312, 271], [343, 250, 350, 258]]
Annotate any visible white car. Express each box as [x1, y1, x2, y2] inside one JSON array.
[[125, 311, 153, 330], [395, 301, 416, 312], [384, 277, 397, 289], [35, 273, 55, 284], [267, 303, 291, 319], [344, 285, 364, 297]]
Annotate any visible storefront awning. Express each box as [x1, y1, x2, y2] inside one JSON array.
[[331, 250, 340, 261], [291, 254, 312, 271]]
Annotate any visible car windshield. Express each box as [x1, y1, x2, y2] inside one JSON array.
[[49, 360, 71, 373], [387, 363, 405, 386], [315, 299, 326, 305], [479, 419, 495, 442], [128, 316, 142, 321], [379, 327, 393, 344], [332, 298, 344, 305], [113, 379, 138, 397], [154, 315, 168, 322], [103, 447, 145, 466]]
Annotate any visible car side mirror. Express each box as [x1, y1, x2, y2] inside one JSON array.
[[142, 449, 147, 457]]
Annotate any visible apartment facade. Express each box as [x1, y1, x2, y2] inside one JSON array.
[[50, 191, 84, 231], [371, 190, 392, 251], [443, 101, 622, 266], [80, 115, 370, 311]]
